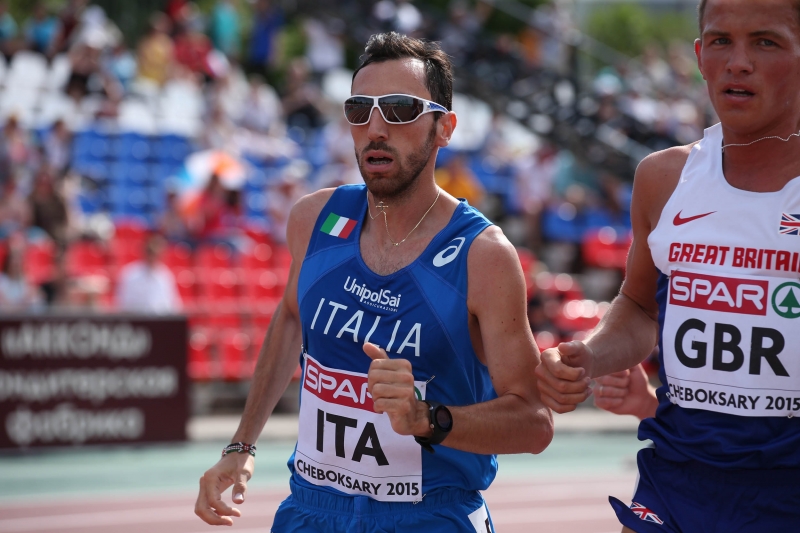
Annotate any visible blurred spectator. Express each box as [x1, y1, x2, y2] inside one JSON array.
[[65, 38, 123, 104], [28, 167, 73, 247], [267, 162, 309, 243], [281, 58, 325, 132], [435, 153, 485, 208], [373, 0, 422, 35], [192, 173, 227, 240], [303, 18, 344, 75], [239, 74, 282, 133], [209, 0, 241, 59], [165, 0, 189, 27], [159, 190, 190, 242], [115, 233, 182, 313], [0, 1, 18, 57], [24, 1, 60, 56], [247, 0, 283, 70], [0, 245, 43, 312], [0, 178, 31, 239], [515, 143, 558, 251], [173, 11, 214, 80], [104, 41, 137, 90], [39, 249, 71, 307], [0, 116, 32, 181], [136, 13, 174, 87], [51, 0, 88, 54], [43, 119, 72, 174]]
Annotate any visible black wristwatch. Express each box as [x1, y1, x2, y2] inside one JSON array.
[[414, 401, 453, 453]]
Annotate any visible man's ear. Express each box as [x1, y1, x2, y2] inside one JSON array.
[[694, 38, 706, 80], [436, 112, 457, 148]]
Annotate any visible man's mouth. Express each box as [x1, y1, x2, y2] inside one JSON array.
[[725, 88, 754, 96], [367, 157, 393, 165]]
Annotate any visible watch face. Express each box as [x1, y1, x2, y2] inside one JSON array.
[[434, 406, 452, 431]]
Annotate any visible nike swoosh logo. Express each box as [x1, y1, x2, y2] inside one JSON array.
[[673, 210, 716, 226]]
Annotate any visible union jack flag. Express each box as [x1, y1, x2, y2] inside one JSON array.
[[779, 213, 800, 235], [630, 502, 664, 525]]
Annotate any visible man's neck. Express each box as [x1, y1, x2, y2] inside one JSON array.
[[367, 180, 442, 245], [722, 138, 800, 193]]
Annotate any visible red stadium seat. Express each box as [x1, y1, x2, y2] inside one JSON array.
[[221, 330, 251, 380], [114, 220, 148, 244], [244, 268, 280, 300], [23, 241, 55, 284], [554, 299, 603, 334], [198, 268, 241, 302], [196, 243, 234, 269], [109, 238, 143, 269], [174, 268, 197, 307], [243, 242, 273, 270], [65, 241, 108, 276], [163, 242, 193, 272], [188, 328, 215, 381], [582, 228, 632, 270]]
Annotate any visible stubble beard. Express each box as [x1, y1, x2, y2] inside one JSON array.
[[356, 125, 437, 203]]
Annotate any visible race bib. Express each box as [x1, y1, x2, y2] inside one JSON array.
[[663, 269, 800, 417], [295, 353, 426, 502]]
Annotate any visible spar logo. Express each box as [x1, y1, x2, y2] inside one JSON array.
[[772, 282, 800, 319], [669, 272, 768, 316]]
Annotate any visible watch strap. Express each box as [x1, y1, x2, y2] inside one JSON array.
[[414, 401, 452, 454]]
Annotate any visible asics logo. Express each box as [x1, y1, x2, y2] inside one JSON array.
[[433, 237, 465, 267]]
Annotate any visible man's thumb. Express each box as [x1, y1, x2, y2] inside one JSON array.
[[558, 341, 584, 364], [232, 475, 248, 504], [363, 342, 389, 361]]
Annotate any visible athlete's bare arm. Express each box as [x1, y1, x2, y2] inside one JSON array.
[[535, 145, 694, 413], [366, 225, 554, 454], [195, 189, 333, 526]]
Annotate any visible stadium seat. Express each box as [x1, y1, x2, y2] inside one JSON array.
[[243, 242, 273, 270], [23, 241, 56, 284], [65, 241, 108, 276], [188, 328, 215, 381], [582, 227, 632, 270], [162, 242, 193, 272], [198, 267, 241, 302], [220, 330, 252, 380], [44, 54, 72, 92], [196, 243, 234, 269], [243, 268, 280, 301], [174, 268, 197, 308], [6, 51, 48, 90]]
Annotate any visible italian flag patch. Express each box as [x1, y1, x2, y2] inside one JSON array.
[[320, 213, 357, 239]]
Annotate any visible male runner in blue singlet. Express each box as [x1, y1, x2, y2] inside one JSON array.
[[536, 0, 800, 531], [195, 32, 554, 532]]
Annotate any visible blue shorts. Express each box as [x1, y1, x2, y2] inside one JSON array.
[[271, 478, 495, 533], [609, 447, 800, 532]]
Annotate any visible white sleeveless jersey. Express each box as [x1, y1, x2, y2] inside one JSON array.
[[641, 123, 800, 469]]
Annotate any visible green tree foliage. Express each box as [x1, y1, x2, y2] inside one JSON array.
[[586, 3, 697, 58]]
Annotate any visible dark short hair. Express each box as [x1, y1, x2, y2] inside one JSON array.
[[352, 32, 453, 113], [698, 0, 800, 31]]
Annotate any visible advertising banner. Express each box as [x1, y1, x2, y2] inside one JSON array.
[[0, 315, 188, 449]]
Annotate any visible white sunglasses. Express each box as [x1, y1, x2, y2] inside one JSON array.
[[344, 94, 448, 125]]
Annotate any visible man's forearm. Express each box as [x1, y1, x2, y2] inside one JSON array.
[[585, 293, 659, 378], [441, 394, 553, 455], [233, 300, 303, 444]]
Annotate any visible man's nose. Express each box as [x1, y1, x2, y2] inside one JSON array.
[[366, 105, 389, 142]]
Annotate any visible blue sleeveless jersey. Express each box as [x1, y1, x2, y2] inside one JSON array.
[[640, 124, 800, 469], [287, 184, 497, 499]]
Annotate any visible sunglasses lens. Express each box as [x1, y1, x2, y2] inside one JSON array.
[[344, 97, 374, 124], [378, 95, 423, 123]]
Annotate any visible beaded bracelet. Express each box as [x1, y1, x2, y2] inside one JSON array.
[[222, 442, 257, 458]]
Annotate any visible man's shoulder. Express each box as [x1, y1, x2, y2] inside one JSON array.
[[467, 225, 518, 272], [286, 188, 337, 260], [636, 143, 697, 186]]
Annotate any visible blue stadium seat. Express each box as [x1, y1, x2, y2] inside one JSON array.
[[542, 205, 584, 243], [116, 133, 151, 161]]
